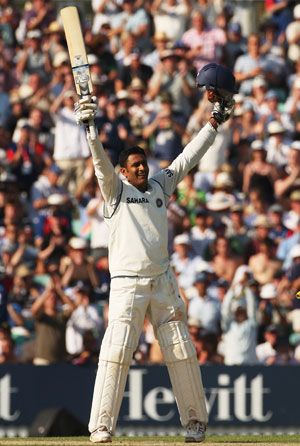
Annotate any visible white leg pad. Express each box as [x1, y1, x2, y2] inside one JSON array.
[[89, 321, 137, 434], [157, 321, 208, 427]]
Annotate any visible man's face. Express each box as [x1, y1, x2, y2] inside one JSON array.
[[120, 154, 149, 192]]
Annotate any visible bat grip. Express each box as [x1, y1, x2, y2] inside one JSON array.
[[88, 119, 97, 140]]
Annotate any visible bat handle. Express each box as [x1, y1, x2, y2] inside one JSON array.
[[88, 119, 97, 140]]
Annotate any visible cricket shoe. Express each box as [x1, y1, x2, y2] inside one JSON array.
[[90, 426, 112, 443], [185, 420, 206, 443]]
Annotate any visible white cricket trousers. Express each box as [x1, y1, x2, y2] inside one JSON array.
[[89, 266, 207, 434]]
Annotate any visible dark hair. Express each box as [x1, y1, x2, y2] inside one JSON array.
[[118, 146, 146, 167]]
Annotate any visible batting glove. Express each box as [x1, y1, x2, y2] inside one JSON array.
[[211, 99, 235, 125], [74, 96, 98, 126]]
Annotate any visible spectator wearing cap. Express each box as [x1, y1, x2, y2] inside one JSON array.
[[151, 0, 190, 44], [50, 88, 91, 195], [258, 282, 289, 335], [260, 89, 283, 130], [187, 271, 221, 335], [143, 31, 171, 69], [249, 76, 268, 114], [233, 34, 274, 96], [181, 10, 226, 73], [259, 18, 281, 56], [43, 21, 65, 65], [242, 139, 278, 203], [147, 48, 195, 119], [268, 203, 289, 245], [249, 236, 282, 285], [142, 91, 186, 168], [222, 21, 247, 70], [171, 233, 203, 291], [189, 207, 216, 258], [274, 141, 300, 198], [30, 163, 71, 243], [15, 29, 51, 83], [256, 324, 279, 365], [264, 120, 292, 169], [60, 237, 100, 290]]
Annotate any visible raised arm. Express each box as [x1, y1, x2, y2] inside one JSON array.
[[74, 97, 122, 207]]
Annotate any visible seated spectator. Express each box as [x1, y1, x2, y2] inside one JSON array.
[[143, 31, 170, 70], [222, 21, 247, 71], [0, 330, 17, 363], [189, 207, 216, 258], [257, 282, 289, 337], [30, 275, 75, 365], [187, 272, 221, 335], [256, 324, 280, 365]]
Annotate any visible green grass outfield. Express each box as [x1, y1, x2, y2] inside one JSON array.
[[1, 436, 300, 446]]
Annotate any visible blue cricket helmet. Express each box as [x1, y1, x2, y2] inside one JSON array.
[[196, 63, 238, 94]]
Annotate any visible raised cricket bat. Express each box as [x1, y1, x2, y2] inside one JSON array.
[[60, 6, 96, 139]]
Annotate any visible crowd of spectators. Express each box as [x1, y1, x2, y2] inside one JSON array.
[[0, 0, 300, 367]]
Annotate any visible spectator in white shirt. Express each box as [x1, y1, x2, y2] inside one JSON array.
[[256, 324, 279, 365]]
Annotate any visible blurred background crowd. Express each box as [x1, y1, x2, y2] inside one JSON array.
[[0, 0, 300, 367]]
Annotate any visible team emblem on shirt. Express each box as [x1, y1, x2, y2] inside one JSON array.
[[156, 198, 163, 208]]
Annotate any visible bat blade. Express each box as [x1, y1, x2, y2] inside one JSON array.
[[61, 6, 93, 97]]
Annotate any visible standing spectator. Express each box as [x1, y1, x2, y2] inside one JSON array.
[[234, 34, 274, 96], [148, 49, 195, 118], [151, 0, 190, 44], [66, 283, 105, 357], [15, 29, 51, 83], [60, 237, 100, 290], [142, 91, 186, 167], [181, 10, 226, 73], [222, 21, 247, 70], [211, 235, 241, 283], [143, 31, 170, 69], [249, 237, 282, 285], [85, 190, 110, 263], [23, 0, 56, 34], [31, 276, 75, 365], [115, 47, 153, 93], [187, 272, 221, 335], [274, 141, 300, 199], [30, 164, 71, 243], [221, 301, 258, 365], [268, 203, 289, 246], [189, 208, 216, 258], [51, 89, 91, 195], [265, 120, 292, 169]]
